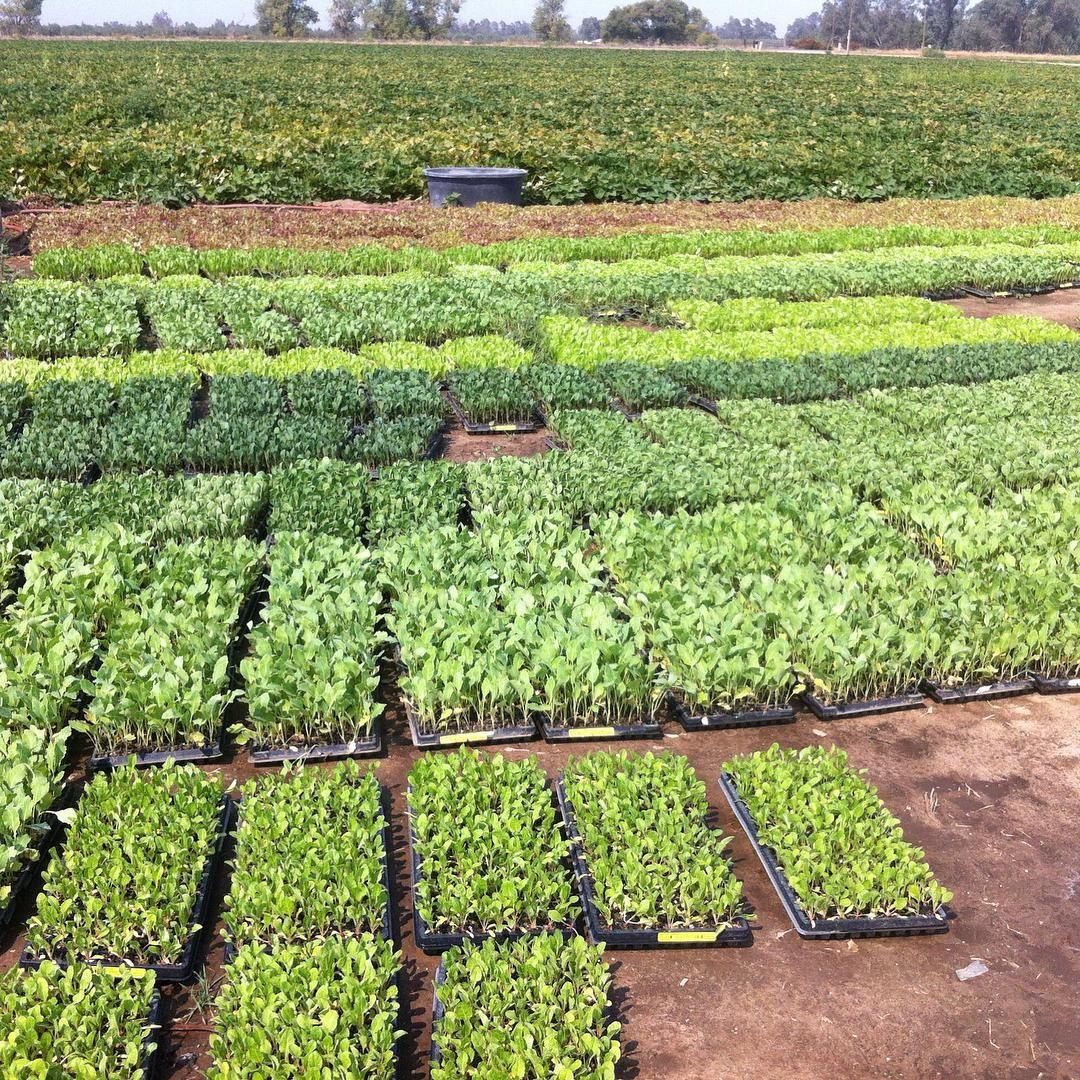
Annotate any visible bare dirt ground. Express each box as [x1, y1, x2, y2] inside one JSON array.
[[441, 423, 552, 463], [2, 689, 1077, 1080], [945, 290, 1080, 328]]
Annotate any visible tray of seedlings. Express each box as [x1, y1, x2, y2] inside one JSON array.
[[348, 415, 446, 476], [239, 533, 385, 764], [918, 675, 1034, 705], [85, 537, 265, 770], [558, 751, 753, 948], [430, 935, 621, 1077], [0, 961, 162, 1080], [720, 744, 954, 939], [407, 749, 579, 954], [595, 361, 689, 420], [0, 729, 73, 934], [801, 686, 926, 721], [21, 763, 232, 982], [667, 691, 796, 731], [1030, 670, 1080, 694], [522, 362, 610, 425], [208, 937, 402, 1080], [445, 368, 540, 434], [222, 761, 393, 962]]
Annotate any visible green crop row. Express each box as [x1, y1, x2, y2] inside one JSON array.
[[433, 934, 619, 1080], [563, 751, 747, 933], [33, 225, 1080, 281], [0, 962, 157, 1078], [725, 745, 952, 920], [0, 727, 67, 910], [408, 750, 577, 938], [8, 244, 1080, 360], [208, 937, 400, 1080], [26, 763, 223, 967], [239, 534, 384, 751], [224, 762, 388, 950]]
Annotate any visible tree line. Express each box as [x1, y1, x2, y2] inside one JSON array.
[[0, 0, 1076, 53]]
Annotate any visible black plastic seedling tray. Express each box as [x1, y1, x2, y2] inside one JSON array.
[[0, 785, 77, 934], [801, 689, 925, 720], [668, 693, 795, 732], [249, 725, 382, 765], [539, 717, 662, 743], [21, 795, 234, 983], [919, 677, 1034, 705], [718, 773, 952, 940], [1031, 672, 1080, 694], [407, 787, 575, 954], [141, 991, 165, 1080], [688, 394, 719, 415], [556, 780, 752, 949], [223, 786, 394, 963], [446, 393, 540, 435], [87, 736, 225, 772]]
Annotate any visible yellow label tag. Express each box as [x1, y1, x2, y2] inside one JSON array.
[[657, 930, 719, 943], [567, 727, 616, 739], [97, 965, 132, 977], [440, 731, 489, 745], [489, 424, 524, 433]]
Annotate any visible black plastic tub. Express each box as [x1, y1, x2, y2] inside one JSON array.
[[20, 795, 234, 983], [407, 787, 575, 954], [538, 717, 662, 743], [0, 785, 78, 934], [365, 421, 446, 480], [249, 725, 382, 765], [556, 780, 752, 949], [424, 167, 527, 208], [688, 394, 720, 415], [668, 693, 795, 732], [446, 393, 539, 436], [801, 689, 925, 720], [919, 677, 1034, 704], [718, 773, 952, 940], [1031, 672, 1080, 694], [223, 786, 394, 962]]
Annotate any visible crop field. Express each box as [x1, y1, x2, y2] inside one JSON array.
[[2, 42, 1080, 205], [0, 200, 1078, 1080]]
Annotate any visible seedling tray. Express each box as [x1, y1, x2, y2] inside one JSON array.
[[1031, 672, 1080, 694], [801, 689, 924, 720], [555, 779, 752, 949], [20, 795, 234, 983], [0, 784, 77, 934], [538, 717, 662, 743], [718, 772, 951, 940], [668, 692, 795, 732], [407, 786, 575, 954], [366, 421, 446, 479], [446, 393, 539, 435], [688, 394, 719, 415], [249, 725, 382, 765], [87, 736, 224, 772], [919, 677, 1034, 704], [141, 991, 164, 1080], [223, 786, 394, 962], [394, 646, 537, 748]]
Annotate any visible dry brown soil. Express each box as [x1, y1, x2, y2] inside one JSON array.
[[2, 688, 1077, 1080], [945, 290, 1080, 328]]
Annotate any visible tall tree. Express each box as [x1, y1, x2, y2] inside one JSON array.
[[0, 0, 43, 34], [601, 0, 701, 43], [578, 14, 603, 36], [253, 0, 318, 36], [533, 0, 572, 40], [959, 0, 1080, 50], [329, 0, 360, 35]]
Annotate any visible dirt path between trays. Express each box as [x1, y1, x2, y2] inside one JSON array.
[[2, 688, 1077, 1080], [945, 289, 1080, 328]]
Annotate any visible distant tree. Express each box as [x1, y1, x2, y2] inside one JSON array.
[[407, 0, 460, 37], [925, 0, 966, 44], [151, 10, 174, 31], [254, 0, 318, 36], [330, 0, 361, 35], [449, 17, 535, 38], [533, 0, 573, 39], [0, 0, 43, 34], [957, 0, 1080, 50], [601, 0, 702, 42], [578, 14, 603, 36], [785, 10, 824, 40], [718, 15, 776, 39]]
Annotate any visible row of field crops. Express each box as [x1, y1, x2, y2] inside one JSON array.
[[2, 744, 950, 1076]]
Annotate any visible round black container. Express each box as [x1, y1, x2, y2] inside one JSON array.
[[423, 167, 527, 208]]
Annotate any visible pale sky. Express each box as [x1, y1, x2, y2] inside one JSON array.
[[44, 0, 810, 34]]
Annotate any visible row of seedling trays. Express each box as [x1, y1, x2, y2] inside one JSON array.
[[3, 746, 953, 1075]]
